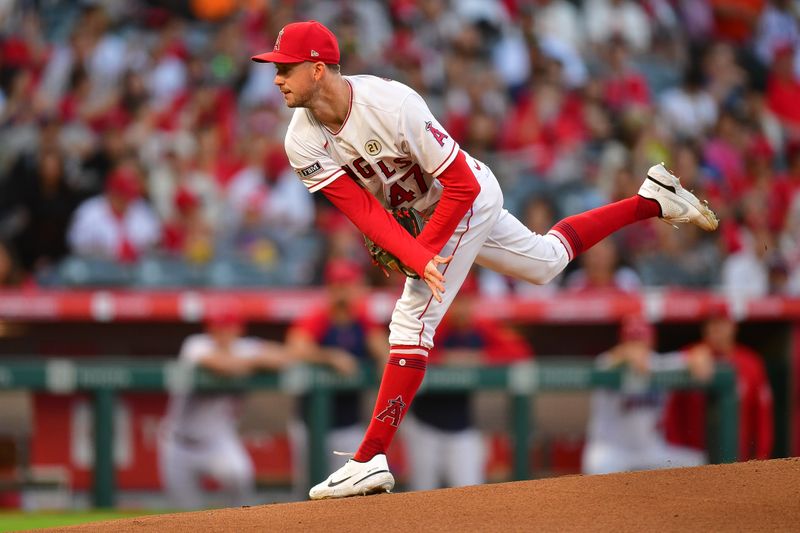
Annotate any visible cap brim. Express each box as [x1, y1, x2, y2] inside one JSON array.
[[251, 51, 306, 64]]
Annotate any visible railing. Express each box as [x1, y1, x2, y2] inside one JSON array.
[[0, 289, 798, 323], [0, 359, 738, 508]]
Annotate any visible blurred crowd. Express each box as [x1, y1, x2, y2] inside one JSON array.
[[0, 0, 799, 295]]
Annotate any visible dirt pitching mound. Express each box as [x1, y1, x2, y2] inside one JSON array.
[[51, 458, 800, 532]]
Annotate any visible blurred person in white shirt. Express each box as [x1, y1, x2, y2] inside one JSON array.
[[159, 303, 291, 509], [67, 164, 160, 262], [583, 315, 712, 474], [584, 0, 652, 53], [660, 66, 719, 140]]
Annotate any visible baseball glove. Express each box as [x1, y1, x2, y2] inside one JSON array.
[[364, 207, 426, 279]]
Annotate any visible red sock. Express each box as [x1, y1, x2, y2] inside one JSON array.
[[353, 346, 428, 462], [548, 195, 660, 259]]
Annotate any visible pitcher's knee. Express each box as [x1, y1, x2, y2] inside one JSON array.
[[523, 236, 569, 285], [525, 262, 565, 285]]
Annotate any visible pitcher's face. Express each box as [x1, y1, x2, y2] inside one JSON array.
[[273, 62, 320, 108]]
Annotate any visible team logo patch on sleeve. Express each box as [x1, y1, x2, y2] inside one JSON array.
[[297, 161, 322, 178], [425, 121, 449, 147]]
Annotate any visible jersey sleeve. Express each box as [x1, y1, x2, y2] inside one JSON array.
[[398, 93, 459, 178], [178, 336, 211, 365], [285, 127, 345, 193], [238, 338, 265, 359]]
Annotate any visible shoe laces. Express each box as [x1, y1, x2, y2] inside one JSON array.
[[333, 450, 354, 458]]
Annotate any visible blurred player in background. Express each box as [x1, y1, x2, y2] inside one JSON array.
[[159, 303, 291, 509], [665, 304, 774, 461], [251, 20, 718, 499], [583, 314, 712, 475], [404, 274, 532, 490], [285, 259, 389, 495]]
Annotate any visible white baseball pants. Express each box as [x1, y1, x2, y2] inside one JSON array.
[[389, 162, 569, 348], [402, 414, 486, 490], [158, 432, 254, 509]]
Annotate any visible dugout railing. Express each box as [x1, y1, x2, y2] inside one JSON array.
[[0, 359, 738, 508]]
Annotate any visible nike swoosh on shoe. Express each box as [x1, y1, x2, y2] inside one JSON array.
[[327, 475, 355, 487]]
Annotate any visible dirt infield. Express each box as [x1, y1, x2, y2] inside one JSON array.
[[49, 458, 800, 532]]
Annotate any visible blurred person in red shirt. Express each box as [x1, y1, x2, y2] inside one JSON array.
[[285, 259, 389, 496], [601, 36, 651, 115], [161, 185, 214, 263], [664, 303, 774, 461], [404, 273, 532, 490], [773, 142, 800, 229], [766, 43, 800, 131], [710, 0, 766, 44], [500, 79, 585, 175]]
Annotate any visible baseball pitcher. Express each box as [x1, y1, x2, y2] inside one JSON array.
[[250, 20, 718, 499]]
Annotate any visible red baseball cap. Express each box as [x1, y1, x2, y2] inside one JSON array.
[[206, 302, 245, 329], [324, 259, 364, 285], [173, 186, 199, 213], [251, 21, 340, 65], [706, 301, 733, 321], [106, 167, 142, 201]]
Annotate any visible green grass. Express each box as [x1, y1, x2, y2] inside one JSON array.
[[0, 511, 157, 532]]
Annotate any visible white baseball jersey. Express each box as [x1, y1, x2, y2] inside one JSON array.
[[582, 351, 708, 474], [285, 75, 458, 214], [283, 74, 570, 348], [587, 351, 689, 450], [163, 334, 263, 440]]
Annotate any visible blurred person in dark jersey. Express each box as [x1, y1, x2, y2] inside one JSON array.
[[404, 273, 532, 489], [285, 259, 389, 495]]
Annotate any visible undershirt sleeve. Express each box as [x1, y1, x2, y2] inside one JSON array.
[[416, 150, 481, 254], [321, 176, 434, 278]]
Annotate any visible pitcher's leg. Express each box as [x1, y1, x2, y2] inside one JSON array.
[[476, 208, 570, 285], [476, 193, 662, 285], [549, 196, 660, 260], [356, 178, 504, 462]]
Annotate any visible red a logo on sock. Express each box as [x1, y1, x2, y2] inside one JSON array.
[[375, 395, 407, 427]]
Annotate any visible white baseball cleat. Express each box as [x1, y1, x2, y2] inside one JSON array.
[[638, 163, 719, 231], [308, 453, 395, 500]]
